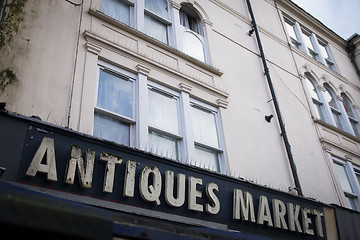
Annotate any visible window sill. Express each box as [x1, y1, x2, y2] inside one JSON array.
[[290, 44, 345, 81], [88, 8, 223, 77], [314, 118, 360, 144]]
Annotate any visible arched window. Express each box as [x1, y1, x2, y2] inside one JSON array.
[[305, 74, 326, 121], [323, 85, 345, 131], [179, 4, 205, 62], [144, 0, 171, 44], [342, 95, 360, 138]]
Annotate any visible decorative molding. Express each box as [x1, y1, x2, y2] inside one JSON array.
[[170, 1, 181, 10], [179, 82, 192, 93], [345, 155, 353, 161], [322, 144, 332, 153], [85, 42, 102, 55], [217, 99, 228, 109], [137, 64, 151, 76]]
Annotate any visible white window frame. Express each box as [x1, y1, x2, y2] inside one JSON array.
[[101, 0, 135, 26], [178, 4, 207, 63], [283, 17, 301, 49], [332, 157, 360, 211], [283, 16, 338, 72], [94, 61, 137, 147], [143, 0, 172, 44], [187, 98, 227, 173], [147, 82, 183, 160], [317, 40, 337, 72]]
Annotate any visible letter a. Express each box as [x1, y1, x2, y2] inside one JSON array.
[[26, 137, 57, 181]]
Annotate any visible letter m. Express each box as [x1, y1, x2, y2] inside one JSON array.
[[233, 189, 256, 223]]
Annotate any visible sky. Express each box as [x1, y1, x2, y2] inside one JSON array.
[[291, 0, 360, 40]]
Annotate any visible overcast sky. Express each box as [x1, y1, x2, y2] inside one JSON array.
[[290, 0, 360, 40]]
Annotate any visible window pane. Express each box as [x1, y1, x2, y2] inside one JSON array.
[[101, 0, 130, 25], [182, 31, 205, 62], [334, 162, 354, 194], [97, 69, 133, 118], [345, 196, 358, 211], [94, 113, 130, 145], [194, 146, 219, 172], [350, 120, 360, 138], [318, 42, 330, 59], [323, 88, 338, 110], [145, 0, 168, 19], [191, 106, 219, 147], [343, 97, 355, 118], [302, 31, 315, 51], [148, 89, 179, 134], [144, 14, 168, 44], [284, 20, 297, 41], [149, 131, 177, 160], [305, 78, 320, 101]]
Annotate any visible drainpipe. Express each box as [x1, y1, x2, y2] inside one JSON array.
[[347, 34, 360, 78], [245, 0, 303, 196], [0, 0, 6, 23]]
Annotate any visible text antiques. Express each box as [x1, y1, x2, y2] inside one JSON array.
[[22, 136, 326, 237]]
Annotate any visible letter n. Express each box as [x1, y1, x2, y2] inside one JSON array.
[[26, 137, 57, 181], [65, 145, 95, 188]]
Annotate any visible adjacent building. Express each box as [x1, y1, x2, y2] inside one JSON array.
[[1, 0, 360, 239]]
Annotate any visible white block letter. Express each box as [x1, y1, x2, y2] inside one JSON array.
[[26, 137, 57, 181], [65, 145, 95, 188], [205, 182, 220, 215], [100, 152, 122, 193], [165, 171, 185, 207], [139, 165, 162, 205], [188, 176, 203, 212]]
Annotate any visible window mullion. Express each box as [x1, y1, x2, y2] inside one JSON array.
[[180, 90, 194, 164]]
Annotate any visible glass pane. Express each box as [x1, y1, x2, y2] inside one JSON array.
[[182, 31, 205, 62], [345, 196, 358, 211], [194, 145, 219, 172], [149, 131, 177, 160], [356, 172, 360, 186], [145, 0, 168, 19], [148, 89, 179, 134], [284, 21, 297, 41], [318, 42, 330, 59], [305, 78, 320, 101], [191, 106, 219, 147], [144, 14, 168, 44], [94, 113, 130, 145], [333, 162, 354, 194], [350, 120, 360, 138], [332, 110, 344, 130], [97, 69, 134, 118], [302, 31, 314, 51], [342, 97, 355, 118], [314, 101, 325, 120], [101, 0, 130, 25], [323, 88, 338, 110]]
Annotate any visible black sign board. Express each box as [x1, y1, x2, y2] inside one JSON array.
[[0, 112, 327, 239]]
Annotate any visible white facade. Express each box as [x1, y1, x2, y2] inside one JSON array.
[[1, 0, 360, 211]]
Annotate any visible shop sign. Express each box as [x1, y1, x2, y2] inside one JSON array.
[[17, 125, 326, 239]]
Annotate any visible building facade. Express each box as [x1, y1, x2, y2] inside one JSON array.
[[0, 0, 360, 239]]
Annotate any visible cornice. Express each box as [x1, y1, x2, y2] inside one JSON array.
[[276, 0, 347, 48]]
